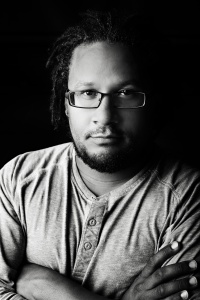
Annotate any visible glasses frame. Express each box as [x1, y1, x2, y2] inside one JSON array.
[[65, 90, 146, 109]]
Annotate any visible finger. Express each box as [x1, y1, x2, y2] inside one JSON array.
[[145, 276, 198, 300], [193, 270, 200, 283], [143, 260, 198, 289], [161, 290, 189, 300], [188, 260, 199, 289], [141, 241, 181, 278], [188, 274, 200, 299]]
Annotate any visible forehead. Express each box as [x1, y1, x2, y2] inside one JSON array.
[[68, 42, 145, 89], [71, 41, 136, 62]]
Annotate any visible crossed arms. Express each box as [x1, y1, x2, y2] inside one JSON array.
[[1, 153, 200, 299], [16, 242, 199, 300]]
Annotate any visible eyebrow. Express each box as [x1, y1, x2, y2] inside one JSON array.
[[74, 80, 142, 90], [74, 82, 95, 89]]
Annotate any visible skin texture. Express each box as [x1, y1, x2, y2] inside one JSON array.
[[65, 42, 156, 183]]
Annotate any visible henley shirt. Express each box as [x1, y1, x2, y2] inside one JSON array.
[[0, 142, 200, 299]]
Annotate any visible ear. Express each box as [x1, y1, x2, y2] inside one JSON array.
[[65, 107, 69, 117], [64, 97, 69, 117]]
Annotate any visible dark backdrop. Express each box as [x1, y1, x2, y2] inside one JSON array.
[[1, 1, 200, 168]]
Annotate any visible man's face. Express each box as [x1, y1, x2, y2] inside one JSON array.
[[65, 42, 155, 173]]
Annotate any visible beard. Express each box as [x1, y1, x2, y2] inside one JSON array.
[[71, 128, 146, 173]]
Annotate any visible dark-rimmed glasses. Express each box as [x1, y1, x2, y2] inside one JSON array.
[[65, 90, 146, 109]]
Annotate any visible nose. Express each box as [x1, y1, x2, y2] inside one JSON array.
[[91, 95, 118, 125]]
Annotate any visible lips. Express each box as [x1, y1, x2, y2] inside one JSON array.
[[91, 135, 120, 138], [86, 126, 123, 143], [90, 134, 122, 145]]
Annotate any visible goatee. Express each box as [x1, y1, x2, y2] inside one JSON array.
[[72, 138, 140, 173]]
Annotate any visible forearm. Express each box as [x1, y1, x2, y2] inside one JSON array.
[[16, 264, 109, 300], [33, 276, 108, 300]]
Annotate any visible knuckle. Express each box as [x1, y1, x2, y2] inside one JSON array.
[[156, 284, 166, 298], [148, 255, 156, 266], [142, 257, 155, 277], [173, 262, 184, 274], [155, 268, 165, 281], [135, 282, 143, 293], [176, 279, 188, 291], [148, 253, 161, 268]]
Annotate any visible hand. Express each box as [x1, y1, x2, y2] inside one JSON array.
[[16, 241, 199, 300], [122, 241, 199, 300]]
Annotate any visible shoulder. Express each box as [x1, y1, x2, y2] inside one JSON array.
[[0, 142, 74, 185], [151, 148, 200, 201]]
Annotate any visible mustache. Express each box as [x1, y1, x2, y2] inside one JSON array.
[[85, 125, 124, 138]]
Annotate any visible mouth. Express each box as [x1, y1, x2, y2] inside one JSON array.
[[90, 135, 122, 145], [91, 135, 120, 138]]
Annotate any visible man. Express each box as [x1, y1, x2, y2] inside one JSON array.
[[0, 9, 200, 300]]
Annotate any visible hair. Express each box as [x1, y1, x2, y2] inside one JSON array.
[[46, 9, 171, 130]]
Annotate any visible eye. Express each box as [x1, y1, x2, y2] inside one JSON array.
[[77, 90, 99, 100], [117, 89, 135, 96], [80, 90, 98, 96]]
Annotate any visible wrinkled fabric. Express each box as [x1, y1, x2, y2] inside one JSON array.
[[0, 143, 200, 299]]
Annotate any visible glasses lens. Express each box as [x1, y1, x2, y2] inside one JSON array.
[[114, 92, 145, 108], [71, 91, 100, 108]]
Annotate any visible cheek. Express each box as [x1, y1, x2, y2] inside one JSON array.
[[124, 110, 156, 143], [68, 109, 91, 139], [123, 111, 148, 133]]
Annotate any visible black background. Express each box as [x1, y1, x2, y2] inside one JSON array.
[[1, 1, 200, 168]]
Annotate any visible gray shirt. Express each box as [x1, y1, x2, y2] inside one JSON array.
[[0, 143, 200, 299]]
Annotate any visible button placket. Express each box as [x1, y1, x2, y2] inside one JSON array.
[[72, 201, 107, 281]]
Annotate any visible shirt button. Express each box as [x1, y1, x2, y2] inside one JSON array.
[[88, 218, 96, 226], [84, 242, 92, 250]]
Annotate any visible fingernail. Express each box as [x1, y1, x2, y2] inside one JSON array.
[[189, 260, 197, 270], [180, 290, 188, 300], [189, 276, 198, 286], [171, 241, 179, 250]]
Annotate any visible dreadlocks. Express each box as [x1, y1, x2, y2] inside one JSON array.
[[47, 9, 167, 130]]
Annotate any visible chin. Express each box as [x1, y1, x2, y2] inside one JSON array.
[[89, 145, 121, 156], [73, 141, 140, 173]]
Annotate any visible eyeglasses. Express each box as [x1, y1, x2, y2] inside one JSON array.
[[65, 90, 146, 109]]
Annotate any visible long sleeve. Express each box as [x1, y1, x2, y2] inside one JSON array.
[[159, 174, 200, 299], [0, 159, 27, 300]]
